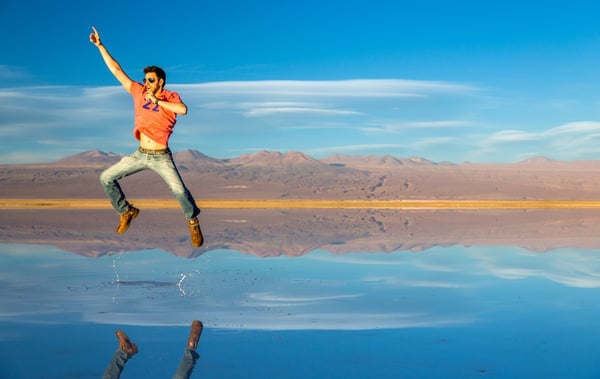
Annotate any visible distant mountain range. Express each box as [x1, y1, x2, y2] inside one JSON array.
[[3, 149, 600, 200]]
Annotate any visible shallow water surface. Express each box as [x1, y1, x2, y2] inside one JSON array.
[[2, 210, 600, 378]]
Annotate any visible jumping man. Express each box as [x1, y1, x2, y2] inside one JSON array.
[[89, 26, 203, 248]]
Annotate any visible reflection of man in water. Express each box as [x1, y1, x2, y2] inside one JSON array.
[[89, 26, 203, 248], [102, 320, 203, 379]]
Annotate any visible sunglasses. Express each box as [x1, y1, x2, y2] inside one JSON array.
[[143, 77, 156, 83]]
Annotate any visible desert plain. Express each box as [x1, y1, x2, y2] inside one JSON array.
[[2, 149, 600, 258]]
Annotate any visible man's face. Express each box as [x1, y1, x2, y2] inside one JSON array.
[[143, 72, 162, 94]]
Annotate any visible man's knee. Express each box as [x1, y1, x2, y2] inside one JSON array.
[[99, 169, 112, 185]]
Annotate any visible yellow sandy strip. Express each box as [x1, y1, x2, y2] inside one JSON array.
[[2, 199, 600, 210]]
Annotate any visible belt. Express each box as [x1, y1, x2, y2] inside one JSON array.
[[138, 147, 170, 155]]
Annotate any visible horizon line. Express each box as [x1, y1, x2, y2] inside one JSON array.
[[3, 199, 600, 210]]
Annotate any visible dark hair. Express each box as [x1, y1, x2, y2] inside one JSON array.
[[143, 66, 166, 84]]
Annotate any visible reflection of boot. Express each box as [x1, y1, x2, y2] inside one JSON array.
[[116, 329, 138, 357], [187, 218, 204, 248], [187, 320, 203, 350]]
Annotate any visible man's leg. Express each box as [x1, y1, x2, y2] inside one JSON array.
[[150, 153, 203, 247], [102, 330, 139, 379], [172, 320, 203, 379], [99, 152, 145, 233]]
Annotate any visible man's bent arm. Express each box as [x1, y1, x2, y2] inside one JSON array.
[[158, 99, 188, 115], [145, 92, 188, 115]]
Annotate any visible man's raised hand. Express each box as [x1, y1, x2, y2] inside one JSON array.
[[89, 26, 102, 46]]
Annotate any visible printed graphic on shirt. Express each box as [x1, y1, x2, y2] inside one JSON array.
[[142, 100, 160, 112]]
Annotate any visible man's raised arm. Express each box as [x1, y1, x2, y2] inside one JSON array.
[[89, 26, 133, 92]]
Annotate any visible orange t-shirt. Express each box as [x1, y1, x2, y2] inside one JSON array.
[[130, 81, 181, 146]]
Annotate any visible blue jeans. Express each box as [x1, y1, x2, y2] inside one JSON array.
[[172, 349, 201, 379], [100, 149, 200, 219], [102, 348, 200, 379]]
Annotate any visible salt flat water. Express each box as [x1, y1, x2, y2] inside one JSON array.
[[2, 213, 600, 378]]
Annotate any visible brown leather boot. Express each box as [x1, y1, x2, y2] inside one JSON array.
[[116, 206, 139, 234], [187, 320, 203, 350], [188, 218, 204, 248], [115, 329, 138, 357]]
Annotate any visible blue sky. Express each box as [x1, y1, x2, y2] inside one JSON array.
[[3, 0, 600, 164]]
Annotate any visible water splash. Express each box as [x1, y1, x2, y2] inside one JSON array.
[[106, 259, 203, 300], [111, 256, 121, 303], [177, 273, 187, 296]]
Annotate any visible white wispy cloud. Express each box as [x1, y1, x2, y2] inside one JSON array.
[[413, 136, 460, 149], [244, 107, 363, 117], [367, 120, 472, 132], [0, 65, 31, 80], [177, 79, 478, 98], [544, 121, 600, 136], [307, 143, 409, 155], [487, 129, 538, 143], [482, 121, 600, 146], [409, 120, 471, 128], [472, 120, 600, 162]]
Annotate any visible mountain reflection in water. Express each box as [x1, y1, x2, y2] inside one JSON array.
[[2, 208, 600, 258]]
